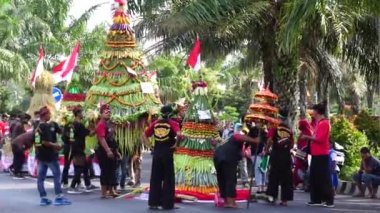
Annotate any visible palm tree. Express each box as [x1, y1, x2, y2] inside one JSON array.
[[0, 0, 106, 86], [343, 16, 379, 109], [128, 0, 379, 124], [281, 0, 380, 112]]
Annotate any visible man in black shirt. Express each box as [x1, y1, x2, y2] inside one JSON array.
[[35, 106, 71, 206], [67, 107, 97, 194]]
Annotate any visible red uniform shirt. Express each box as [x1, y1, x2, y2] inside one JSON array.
[[96, 119, 107, 138], [310, 119, 330, 156]]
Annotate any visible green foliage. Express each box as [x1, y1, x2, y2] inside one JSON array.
[[331, 116, 369, 180], [354, 110, 380, 150], [148, 55, 191, 104], [0, 85, 11, 113], [0, 0, 106, 87], [219, 106, 239, 123]]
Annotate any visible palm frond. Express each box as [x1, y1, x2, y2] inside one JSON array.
[[65, 2, 106, 36], [343, 16, 379, 88], [0, 48, 30, 82]]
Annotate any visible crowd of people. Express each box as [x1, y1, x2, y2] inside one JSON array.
[[1, 100, 379, 209], [0, 105, 143, 206], [216, 101, 335, 208]]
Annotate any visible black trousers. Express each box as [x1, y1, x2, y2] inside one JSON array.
[[267, 165, 294, 201], [214, 159, 238, 198], [87, 154, 95, 177], [11, 144, 25, 174], [310, 155, 334, 204], [148, 152, 175, 209], [97, 149, 118, 186], [70, 157, 91, 188], [61, 144, 72, 184]]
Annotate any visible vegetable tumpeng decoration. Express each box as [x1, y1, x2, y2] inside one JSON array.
[[85, 0, 160, 157]]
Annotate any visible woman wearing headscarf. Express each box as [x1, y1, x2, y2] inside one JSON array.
[[213, 128, 260, 208], [293, 119, 313, 188], [265, 109, 294, 206]]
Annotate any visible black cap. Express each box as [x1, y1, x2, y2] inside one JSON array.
[[278, 108, 289, 119], [161, 105, 173, 118], [73, 106, 83, 117]]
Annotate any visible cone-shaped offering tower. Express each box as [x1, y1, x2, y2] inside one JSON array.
[[245, 87, 280, 127], [174, 80, 221, 198], [85, 0, 160, 155]]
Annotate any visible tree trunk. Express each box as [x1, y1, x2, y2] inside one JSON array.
[[273, 53, 299, 128], [259, 2, 299, 128], [299, 66, 307, 118], [367, 84, 374, 109], [323, 82, 330, 117], [260, 18, 276, 91]]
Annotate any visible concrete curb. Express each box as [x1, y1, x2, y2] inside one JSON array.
[[337, 181, 380, 198]]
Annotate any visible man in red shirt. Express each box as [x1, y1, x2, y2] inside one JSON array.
[[96, 104, 120, 198], [145, 105, 181, 210], [302, 101, 334, 208]]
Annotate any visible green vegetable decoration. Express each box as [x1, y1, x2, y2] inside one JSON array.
[[174, 80, 221, 196], [85, 0, 160, 156]]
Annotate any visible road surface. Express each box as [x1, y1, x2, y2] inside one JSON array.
[[1, 153, 379, 213]]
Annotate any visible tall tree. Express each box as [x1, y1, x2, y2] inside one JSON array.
[[0, 0, 106, 86]]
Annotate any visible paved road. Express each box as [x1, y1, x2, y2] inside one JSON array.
[[1, 153, 380, 213]]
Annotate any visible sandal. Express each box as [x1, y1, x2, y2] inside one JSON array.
[[101, 195, 113, 199], [109, 193, 119, 198]]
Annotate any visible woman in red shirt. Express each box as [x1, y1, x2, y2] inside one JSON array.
[[293, 119, 313, 188], [302, 101, 334, 208]]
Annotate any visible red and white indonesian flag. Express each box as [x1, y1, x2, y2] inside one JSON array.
[[52, 43, 80, 84], [30, 46, 44, 88], [187, 38, 201, 72]]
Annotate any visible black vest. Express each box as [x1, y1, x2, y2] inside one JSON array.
[[270, 123, 293, 166], [153, 119, 176, 152], [97, 121, 118, 154], [214, 135, 244, 163]]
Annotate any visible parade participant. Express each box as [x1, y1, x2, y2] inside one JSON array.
[[213, 127, 259, 208], [117, 148, 129, 190], [10, 113, 31, 178], [145, 105, 181, 210], [32, 111, 40, 129], [236, 123, 249, 187], [130, 145, 142, 187], [61, 120, 74, 188], [35, 106, 71, 206], [302, 101, 334, 208], [265, 109, 294, 206], [249, 122, 267, 194], [293, 119, 313, 189], [67, 107, 97, 194], [96, 104, 120, 198], [0, 114, 6, 139]]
